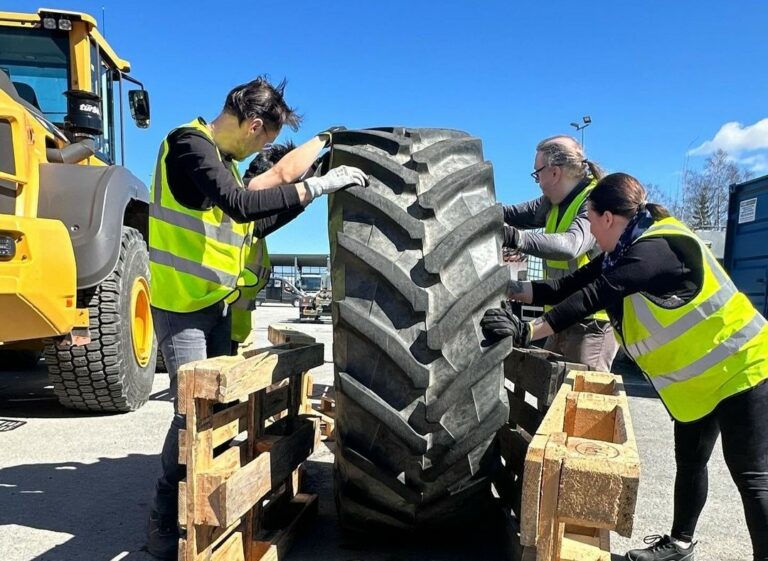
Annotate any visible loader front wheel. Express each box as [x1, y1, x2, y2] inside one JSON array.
[[45, 227, 157, 412]]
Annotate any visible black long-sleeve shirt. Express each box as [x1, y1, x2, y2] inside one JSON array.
[[534, 234, 703, 334], [164, 120, 304, 238]]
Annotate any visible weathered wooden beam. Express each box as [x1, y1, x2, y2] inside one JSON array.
[[192, 344, 324, 403], [267, 324, 317, 346], [195, 417, 318, 527]]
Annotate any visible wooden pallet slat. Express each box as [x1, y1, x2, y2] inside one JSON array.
[[200, 418, 318, 528]]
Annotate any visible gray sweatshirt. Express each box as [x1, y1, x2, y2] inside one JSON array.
[[502, 178, 599, 261]]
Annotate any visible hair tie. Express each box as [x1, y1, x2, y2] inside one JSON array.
[[638, 202, 647, 213]]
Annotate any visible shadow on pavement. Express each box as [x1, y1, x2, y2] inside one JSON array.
[[0, 366, 104, 420], [0, 454, 159, 561]]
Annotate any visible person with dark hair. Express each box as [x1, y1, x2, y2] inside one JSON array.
[[146, 76, 365, 559], [244, 140, 297, 180], [482, 172, 768, 561], [229, 141, 299, 354], [501, 135, 617, 371]]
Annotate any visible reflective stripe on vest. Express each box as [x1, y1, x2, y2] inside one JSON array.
[[149, 118, 252, 312], [230, 238, 272, 343], [617, 217, 768, 422], [543, 178, 607, 321]]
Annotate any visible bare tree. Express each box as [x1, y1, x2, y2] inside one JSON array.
[[682, 149, 753, 230], [644, 182, 685, 218]]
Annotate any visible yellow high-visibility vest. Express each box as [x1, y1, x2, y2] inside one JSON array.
[[231, 238, 272, 344], [149, 118, 252, 312], [616, 217, 768, 422], [543, 178, 608, 321]]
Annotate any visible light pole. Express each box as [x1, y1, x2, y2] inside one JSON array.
[[570, 115, 592, 149]]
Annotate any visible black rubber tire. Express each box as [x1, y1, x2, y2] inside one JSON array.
[[328, 128, 512, 532], [44, 227, 157, 412]]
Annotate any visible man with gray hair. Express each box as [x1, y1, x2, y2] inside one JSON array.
[[501, 135, 618, 371]]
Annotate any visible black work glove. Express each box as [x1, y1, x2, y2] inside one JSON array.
[[317, 126, 347, 147], [503, 224, 520, 249], [480, 302, 532, 347]]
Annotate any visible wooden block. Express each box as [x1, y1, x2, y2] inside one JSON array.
[[251, 493, 318, 561], [300, 372, 314, 415], [196, 417, 318, 527], [564, 393, 618, 442], [179, 481, 187, 527], [179, 429, 187, 465], [176, 362, 200, 415], [263, 383, 291, 420], [499, 426, 530, 479], [210, 530, 245, 561], [320, 395, 335, 414], [316, 410, 335, 440], [558, 436, 640, 537], [537, 432, 567, 561], [193, 344, 324, 403], [560, 529, 610, 561], [507, 391, 545, 435], [267, 324, 316, 346], [572, 371, 618, 395], [504, 349, 563, 405], [520, 433, 547, 546]]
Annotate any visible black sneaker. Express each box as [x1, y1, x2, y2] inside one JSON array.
[[147, 511, 179, 560], [625, 534, 695, 561]]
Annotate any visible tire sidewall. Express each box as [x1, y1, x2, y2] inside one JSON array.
[[117, 230, 157, 409]]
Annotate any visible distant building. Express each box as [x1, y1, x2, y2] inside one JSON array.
[[269, 254, 329, 284]]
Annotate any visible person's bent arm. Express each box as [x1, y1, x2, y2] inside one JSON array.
[[516, 212, 596, 261], [248, 136, 326, 190], [503, 196, 549, 228], [175, 132, 306, 222], [505, 256, 602, 306]]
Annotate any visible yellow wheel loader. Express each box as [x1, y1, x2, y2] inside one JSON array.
[[0, 9, 156, 411]]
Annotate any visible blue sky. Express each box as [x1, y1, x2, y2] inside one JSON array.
[[6, 1, 768, 253]]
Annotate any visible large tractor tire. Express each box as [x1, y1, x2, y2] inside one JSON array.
[[45, 226, 157, 412], [328, 128, 513, 532]]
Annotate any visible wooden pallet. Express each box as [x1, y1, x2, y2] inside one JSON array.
[[177, 331, 324, 561], [496, 348, 588, 561], [520, 370, 640, 561]]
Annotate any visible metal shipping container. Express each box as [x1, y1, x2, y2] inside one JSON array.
[[723, 174, 768, 316]]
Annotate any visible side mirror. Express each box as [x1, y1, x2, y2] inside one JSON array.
[[128, 89, 150, 128]]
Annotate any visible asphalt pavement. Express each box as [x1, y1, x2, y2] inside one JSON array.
[[0, 304, 752, 560]]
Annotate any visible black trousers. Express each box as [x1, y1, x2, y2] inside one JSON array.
[[671, 380, 768, 560]]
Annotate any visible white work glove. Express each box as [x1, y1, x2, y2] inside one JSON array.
[[304, 165, 368, 199]]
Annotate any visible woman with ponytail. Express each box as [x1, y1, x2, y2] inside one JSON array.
[[483, 172, 768, 561]]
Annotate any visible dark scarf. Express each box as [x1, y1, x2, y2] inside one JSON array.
[[602, 208, 654, 272]]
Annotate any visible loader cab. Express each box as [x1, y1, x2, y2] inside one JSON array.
[[0, 9, 150, 165]]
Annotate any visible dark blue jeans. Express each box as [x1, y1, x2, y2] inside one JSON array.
[[150, 301, 232, 520]]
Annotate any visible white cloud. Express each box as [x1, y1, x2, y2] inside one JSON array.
[[689, 118, 768, 174], [689, 119, 768, 155]]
